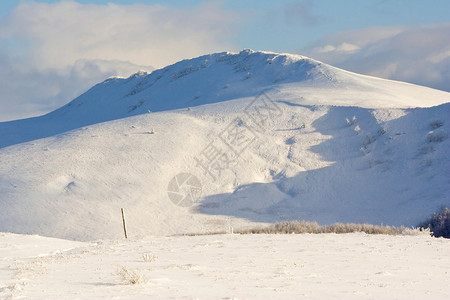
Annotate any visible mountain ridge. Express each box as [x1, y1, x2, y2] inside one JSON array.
[[0, 50, 449, 240], [1, 49, 449, 149]]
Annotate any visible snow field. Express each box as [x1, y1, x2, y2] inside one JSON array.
[[0, 232, 449, 299]]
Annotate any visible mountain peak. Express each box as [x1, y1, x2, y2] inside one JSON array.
[[1, 50, 448, 149], [54, 49, 331, 120]]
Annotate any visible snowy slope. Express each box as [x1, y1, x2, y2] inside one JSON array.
[[0, 50, 449, 240]]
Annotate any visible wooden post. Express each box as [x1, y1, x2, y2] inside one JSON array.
[[121, 208, 128, 239]]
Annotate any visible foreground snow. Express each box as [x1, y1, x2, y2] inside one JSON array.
[[1, 232, 449, 299]]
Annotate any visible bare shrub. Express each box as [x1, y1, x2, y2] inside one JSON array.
[[142, 253, 158, 262], [117, 266, 147, 285], [427, 130, 448, 143], [429, 120, 443, 129], [401, 227, 432, 236], [346, 116, 357, 126], [362, 134, 376, 147], [236, 221, 405, 235], [418, 207, 450, 238]]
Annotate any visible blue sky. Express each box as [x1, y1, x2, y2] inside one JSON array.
[[2, 0, 448, 51], [0, 0, 449, 121]]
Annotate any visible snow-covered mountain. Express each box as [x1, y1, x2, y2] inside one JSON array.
[[0, 49, 449, 240], [1, 49, 448, 149]]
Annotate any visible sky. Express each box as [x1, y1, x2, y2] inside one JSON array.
[[0, 0, 449, 121]]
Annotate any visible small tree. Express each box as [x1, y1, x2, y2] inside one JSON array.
[[418, 207, 450, 238]]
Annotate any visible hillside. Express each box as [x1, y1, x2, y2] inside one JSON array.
[[0, 50, 449, 240]]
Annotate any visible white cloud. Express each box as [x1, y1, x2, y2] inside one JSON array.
[[426, 50, 450, 64], [317, 43, 360, 54], [0, 0, 240, 121], [317, 45, 336, 53], [336, 43, 359, 53], [306, 23, 450, 92]]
